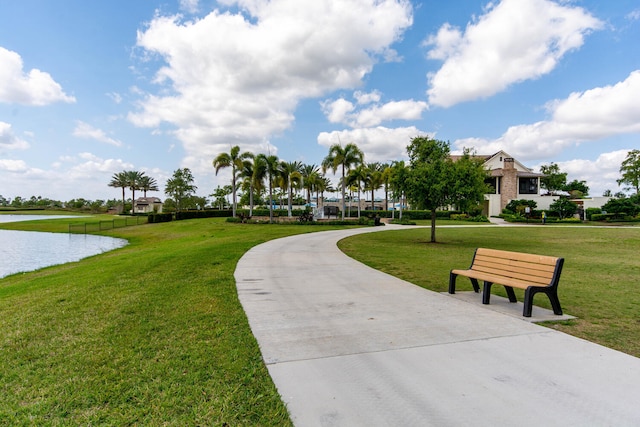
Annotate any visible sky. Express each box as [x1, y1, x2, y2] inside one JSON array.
[[1, 0, 639, 203]]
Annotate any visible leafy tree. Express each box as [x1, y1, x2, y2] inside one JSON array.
[[603, 189, 612, 197], [601, 196, 640, 217], [211, 185, 231, 209], [322, 142, 364, 220], [449, 148, 489, 214], [540, 163, 567, 195], [564, 179, 589, 198], [165, 168, 197, 212], [504, 199, 537, 215], [405, 137, 453, 243], [549, 197, 578, 219], [213, 146, 253, 217], [617, 149, 640, 195], [389, 160, 409, 220]]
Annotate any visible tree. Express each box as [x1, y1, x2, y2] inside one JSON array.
[[211, 185, 231, 209], [108, 171, 129, 213], [301, 164, 320, 205], [564, 179, 589, 198], [346, 165, 367, 218], [540, 163, 567, 195], [139, 175, 159, 197], [322, 142, 364, 220], [549, 197, 578, 220], [257, 154, 279, 223], [405, 137, 453, 243], [213, 146, 253, 217], [449, 148, 489, 214], [240, 156, 266, 217], [125, 170, 145, 213], [165, 168, 197, 212], [617, 149, 640, 195], [365, 162, 385, 212], [389, 160, 409, 220], [280, 160, 303, 217]]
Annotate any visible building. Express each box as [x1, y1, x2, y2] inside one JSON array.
[[479, 150, 610, 217], [133, 197, 163, 214]]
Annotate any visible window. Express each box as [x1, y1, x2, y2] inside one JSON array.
[[519, 178, 538, 194]]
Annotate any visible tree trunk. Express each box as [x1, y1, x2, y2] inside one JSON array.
[[430, 209, 437, 243]]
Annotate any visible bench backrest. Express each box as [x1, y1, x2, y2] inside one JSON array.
[[471, 248, 564, 287]]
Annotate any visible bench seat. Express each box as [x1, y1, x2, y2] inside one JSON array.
[[449, 248, 565, 317]]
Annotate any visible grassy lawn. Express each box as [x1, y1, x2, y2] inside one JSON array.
[[338, 225, 640, 358], [0, 216, 349, 425]]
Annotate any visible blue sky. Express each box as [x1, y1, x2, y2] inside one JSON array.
[[1, 0, 639, 202]]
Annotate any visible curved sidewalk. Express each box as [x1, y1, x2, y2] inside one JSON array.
[[235, 226, 640, 426]]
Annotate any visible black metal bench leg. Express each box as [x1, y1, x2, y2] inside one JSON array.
[[482, 281, 493, 304], [547, 290, 563, 315], [448, 272, 457, 294], [470, 278, 480, 293], [504, 286, 517, 303], [523, 287, 535, 317]]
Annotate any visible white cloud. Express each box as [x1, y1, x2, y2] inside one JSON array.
[[106, 92, 123, 104], [0, 122, 30, 151], [322, 92, 428, 127], [0, 152, 140, 200], [452, 70, 640, 161], [73, 121, 123, 147], [532, 150, 629, 197], [424, 0, 603, 107], [179, 0, 199, 14], [317, 126, 430, 163], [0, 46, 76, 106], [129, 0, 413, 173], [0, 159, 29, 173]]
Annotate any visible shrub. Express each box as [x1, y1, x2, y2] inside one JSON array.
[[148, 213, 173, 223]]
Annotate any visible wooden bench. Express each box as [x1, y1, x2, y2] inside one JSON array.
[[448, 248, 564, 317]]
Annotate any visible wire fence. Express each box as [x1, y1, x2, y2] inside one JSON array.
[[68, 216, 148, 234]]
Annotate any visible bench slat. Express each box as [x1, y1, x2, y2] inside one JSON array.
[[476, 248, 558, 266], [450, 269, 539, 290], [470, 265, 551, 285], [474, 254, 557, 273], [472, 260, 553, 280]]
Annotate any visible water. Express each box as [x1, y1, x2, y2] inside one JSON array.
[[0, 216, 128, 279]]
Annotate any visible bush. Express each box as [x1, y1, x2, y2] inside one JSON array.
[[148, 213, 173, 223], [585, 207, 602, 221]]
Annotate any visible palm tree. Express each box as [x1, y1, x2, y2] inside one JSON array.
[[347, 165, 368, 218], [280, 160, 303, 217], [301, 164, 320, 204], [257, 153, 279, 223], [321, 142, 364, 220], [108, 171, 129, 214], [365, 162, 385, 212], [139, 175, 159, 197], [213, 146, 253, 217], [240, 156, 267, 217], [125, 170, 145, 214]]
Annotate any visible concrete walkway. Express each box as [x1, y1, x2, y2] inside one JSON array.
[[235, 225, 640, 426]]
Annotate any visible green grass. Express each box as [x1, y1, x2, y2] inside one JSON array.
[[0, 217, 350, 425], [338, 225, 640, 358]]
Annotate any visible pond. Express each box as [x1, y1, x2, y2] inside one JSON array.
[[0, 216, 128, 279]]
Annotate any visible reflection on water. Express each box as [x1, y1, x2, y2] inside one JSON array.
[[1, 229, 128, 279], [0, 214, 85, 223]]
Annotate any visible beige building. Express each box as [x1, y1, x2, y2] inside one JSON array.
[[133, 197, 163, 214]]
